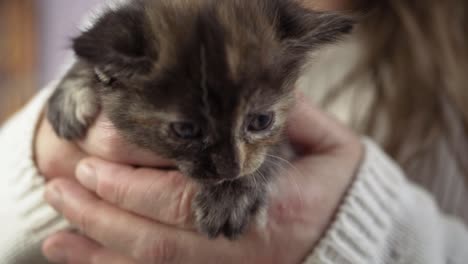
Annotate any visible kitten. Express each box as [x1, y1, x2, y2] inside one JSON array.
[[47, 0, 352, 239]]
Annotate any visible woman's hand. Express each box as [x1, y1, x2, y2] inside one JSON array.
[[42, 98, 363, 264], [35, 112, 173, 181]]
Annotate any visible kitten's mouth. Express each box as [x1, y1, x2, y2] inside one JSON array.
[[184, 162, 265, 186], [197, 177, 241, 186], [196, 168, 264, 185]]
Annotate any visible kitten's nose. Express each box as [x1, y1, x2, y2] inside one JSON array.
[[211, 155, 240, 179]]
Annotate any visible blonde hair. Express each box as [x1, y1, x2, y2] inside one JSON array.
[[327, 0, 468, 182]]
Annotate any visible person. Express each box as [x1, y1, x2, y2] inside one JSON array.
[[0, 0, 466, 264]]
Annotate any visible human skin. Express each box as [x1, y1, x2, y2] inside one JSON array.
[[38, 96, 362, 264], [36, 1, 360, 263], [34, 0, 356, 181]]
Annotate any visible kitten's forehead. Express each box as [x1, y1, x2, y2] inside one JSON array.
[[214, 0, 281, 80], [144, 0, 283, 83], [141, 0, 288, 119]]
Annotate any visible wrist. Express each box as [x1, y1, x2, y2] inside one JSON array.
[[305, 139, 406, 263], [267, 137, 364, 264]]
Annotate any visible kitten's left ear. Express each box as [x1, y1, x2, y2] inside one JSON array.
[[73, 3, 157, 82], [277, 2, 355, 50], [275, 1, 355, 72]]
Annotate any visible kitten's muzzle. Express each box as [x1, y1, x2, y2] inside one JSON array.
[[205, 165, 240, 181], [191, 159, 241, 185], [212, 156, 241, 179]]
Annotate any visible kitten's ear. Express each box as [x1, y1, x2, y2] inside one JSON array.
[[273, 1, 354, 81], [73, 4, 157, 81], [276, 2, 354, 50]]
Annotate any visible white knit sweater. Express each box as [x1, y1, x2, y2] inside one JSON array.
[[1, 1, 467, 261], [0, 83, 467, 264], [0, 85, 67, 264]]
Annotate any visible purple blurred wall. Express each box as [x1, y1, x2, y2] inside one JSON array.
[[37, 0, 102, 86]]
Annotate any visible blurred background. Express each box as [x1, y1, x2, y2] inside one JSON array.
[[0, 0, 102, 122]]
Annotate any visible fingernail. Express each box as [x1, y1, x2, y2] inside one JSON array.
[[44, 243, 67, 263], [76, 162, 97, 191], [45, 185, 63, 210]]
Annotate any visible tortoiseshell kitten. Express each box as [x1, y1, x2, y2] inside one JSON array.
[[47, 0, 352, 239]]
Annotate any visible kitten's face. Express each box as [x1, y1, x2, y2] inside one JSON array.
[[102, 35, 294, 183], [108, 79, 292, 183], [74, 0, 352, 183]]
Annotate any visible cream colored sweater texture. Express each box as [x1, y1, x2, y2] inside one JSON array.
[[0, 82, 467, 264], [1, 1, 467, 262]]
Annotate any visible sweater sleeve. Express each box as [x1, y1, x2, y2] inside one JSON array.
[[0, 82, 69, 264], [305, 139, 468, 264], [2, 86, 468, 264]]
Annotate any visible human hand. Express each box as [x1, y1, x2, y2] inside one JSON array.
[[35, 112, 173, 181], [42, 97, 363, 264]]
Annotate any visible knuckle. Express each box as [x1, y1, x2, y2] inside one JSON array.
[[174, 181, 196, 228], [135, 236, 179, 264], [91, 250, 119, 264], [97, 176, 130, 206], [75, 203, 99, 236], [154, 171, 195, 227]]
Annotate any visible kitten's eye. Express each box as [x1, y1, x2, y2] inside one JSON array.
[[247, 112, 275, 132], [170, 122, 202, 139]]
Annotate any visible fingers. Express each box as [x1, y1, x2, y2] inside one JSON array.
[[43, 231, 135, 264], [35, 117, 86, 180], [287, 96, 356, 154], [75, 158, 197, 228], [36, 112, 173, 182], [78, 113, 174, 168], [44, 179, 202, 263], [283, 96, 363, 198]]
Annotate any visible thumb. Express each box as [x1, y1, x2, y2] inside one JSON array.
[[287, 97, 353, 154]]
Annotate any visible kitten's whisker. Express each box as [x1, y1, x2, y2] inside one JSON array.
[[266, 154, 305, 181], [257, 169, 268, 185], [252, 163, 270, 189], [264, 155, 305, 208]]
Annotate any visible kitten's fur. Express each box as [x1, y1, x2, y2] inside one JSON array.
[[47, 0, 352, 239]]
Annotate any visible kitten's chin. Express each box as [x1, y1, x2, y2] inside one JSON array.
[[195, 177, 239, 186], [178, 166, 238, 186], [177, 156, 266, 186]]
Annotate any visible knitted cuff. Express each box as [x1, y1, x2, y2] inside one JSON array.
[[304, 139, 406, 264], [0, 82, 69, 261]]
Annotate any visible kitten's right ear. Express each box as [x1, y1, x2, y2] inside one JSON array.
[[73, 3, 158, 81]]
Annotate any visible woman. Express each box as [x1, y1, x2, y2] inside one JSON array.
[[40, 0, 468, 262], [0, 0, 466, 263]]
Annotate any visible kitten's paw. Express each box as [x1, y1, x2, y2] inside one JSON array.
[[47, 82, 99, 140], [194, 194, 250, 239], [193, 187, 263, 240]]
